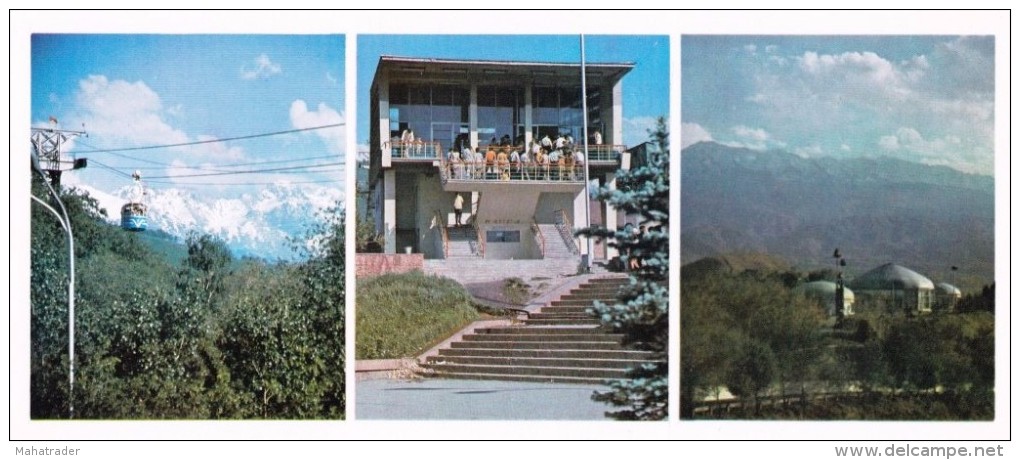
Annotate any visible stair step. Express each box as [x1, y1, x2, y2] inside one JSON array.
[[539, 306, 593, 314], [421, 371, 611, 385], [426, 355, 654, 369], [450, 341, 623, 350], [525, 319, 601, 326], [527, 313, 595, 320], [437, 348, 656, 360], [425, 363, 630, 379], [476, 326, 603, 335], [463, 333, 620, 342]]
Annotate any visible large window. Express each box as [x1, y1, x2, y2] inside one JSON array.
[[389, 83, 469, 151], [477, 86, 521, 145], [531, 84, 602, 142]]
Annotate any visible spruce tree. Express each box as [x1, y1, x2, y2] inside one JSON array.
[[578, 116, 669, 420]]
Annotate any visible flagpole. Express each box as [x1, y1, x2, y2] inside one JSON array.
[[580, 34, 593, 272]]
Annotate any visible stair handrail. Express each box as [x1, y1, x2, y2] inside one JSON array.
[[434, 209, 449, 259], [554, 209, 581, 255], [531, 218, 546, 258]]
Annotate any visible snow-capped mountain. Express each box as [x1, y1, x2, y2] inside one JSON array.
[[72, 180, 345, 261]]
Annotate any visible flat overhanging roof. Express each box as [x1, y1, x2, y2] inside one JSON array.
[[373, 55, 634, 88]]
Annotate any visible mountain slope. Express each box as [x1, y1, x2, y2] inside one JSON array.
[[680, 142, 994, 290]]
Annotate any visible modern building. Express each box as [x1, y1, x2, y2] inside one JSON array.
[[365, 55, 636, 262], [793, 280, 855, 318], [849, 263, 935, 315]]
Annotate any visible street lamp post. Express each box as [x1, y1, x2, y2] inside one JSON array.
[[833, 248, 846, 320], [31, 154, 76, 418], [580, 34, 593, 272]]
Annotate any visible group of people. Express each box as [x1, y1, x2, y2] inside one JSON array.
[[445, 133, 592, 182], [397, 129, 427, 157]]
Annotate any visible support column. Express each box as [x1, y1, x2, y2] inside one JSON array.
[[469, 84, 479, 149], [383, 169, 397, 254], [524, 85, 533, 147], [379, 75, 392, 168], [611, 80, 623, 146], [604, 172, 619, 259]]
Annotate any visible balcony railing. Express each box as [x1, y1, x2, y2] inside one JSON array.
[[584, 144, 626, 162], [386, 140, 442, 159], [439, 160, 588, 183], [555, 209, 581, 255], [531, 218, 545, 258]]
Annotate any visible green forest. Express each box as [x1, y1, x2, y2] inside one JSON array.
[[681, 256, 994, 420], [30, 177, 345, 419]]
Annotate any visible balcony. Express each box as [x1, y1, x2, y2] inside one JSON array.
[[438, 160, 588, 193], [387, 140, 443, 160]]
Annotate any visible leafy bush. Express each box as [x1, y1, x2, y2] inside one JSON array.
[[356, 271, 478, 359]]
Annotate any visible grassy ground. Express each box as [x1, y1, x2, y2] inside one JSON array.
[[356, 271, 480, 360]]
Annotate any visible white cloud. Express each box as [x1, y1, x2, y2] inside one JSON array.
[[732, 125, 770, 142], [878, 127, 974, 170], [879, 135, 900, 151], [621, 116, 661, 147], [765, 45, 778, 54], [744, 44, 757, 54], [840, 144, 851, 152], [240, 53, 282, 80], [794, 144, 824, 158], [74, 75, 189, 147], [289, 100, 345, 154], [681, 122, 713, 149]]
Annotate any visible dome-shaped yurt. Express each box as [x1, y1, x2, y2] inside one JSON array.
[[849, 263, 935, 315], [793, 280, 855, 318], [934, 282, 962, 312]]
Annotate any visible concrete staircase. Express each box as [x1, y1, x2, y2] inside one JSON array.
[[537, 223, 578, 259], [420, 277, 660, 384], [446, 225, 480, 258]]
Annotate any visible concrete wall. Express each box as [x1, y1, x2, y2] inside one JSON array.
[[534, 192, 576, 224], [480, 224, 541, 259], [356, 253, 424, 278]]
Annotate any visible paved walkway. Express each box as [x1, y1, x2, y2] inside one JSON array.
[[356, 378, 613, 420]]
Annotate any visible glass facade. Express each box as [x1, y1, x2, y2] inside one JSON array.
[[531, 85, 602, 143], [390, 83, 470, 151], [388, 82, 604, 152]]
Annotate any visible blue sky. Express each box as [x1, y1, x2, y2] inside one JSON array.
[[31, 35, 345, 258], [357, 35, 670, 149], [681, 36, 995, 176]]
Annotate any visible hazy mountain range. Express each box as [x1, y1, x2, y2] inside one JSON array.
[[680, 142, 995, 290]]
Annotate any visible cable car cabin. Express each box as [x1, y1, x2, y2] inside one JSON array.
[[120, 202, 148, 231]]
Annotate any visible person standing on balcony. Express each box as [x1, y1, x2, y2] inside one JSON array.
[[447, 148, 460, 179], [509, 148, 521, 180], [520, 148, 531, 180], [573, 149, 584, 181], [400, 129, 413, 157], [541, 134, 552, 152], [454, 193, 465, 226], [461, 145, 472, 179], [485, 146, 497, 179], [538, 148, 550, 180], [548, 148, 561, 181], [564, 149, 575, 180], [593, 129, 603, 145], [496, 148, 510, 180]]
